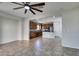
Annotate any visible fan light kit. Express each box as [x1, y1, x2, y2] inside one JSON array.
[[24, 6, 30, 10], [11, 2, 45, 15]]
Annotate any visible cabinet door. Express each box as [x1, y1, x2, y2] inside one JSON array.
[[30, 21, 37, 29]]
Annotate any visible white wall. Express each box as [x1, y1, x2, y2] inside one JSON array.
[[24, 19, 29, 40], [0, 12, 23, 44], [17, 19, 24, 40], [0, 17, 2, 42], [62, 8, 79, 49], [0, 17, 18, 44], [54, 17, 62, 37], [0, 11, 29, 43]]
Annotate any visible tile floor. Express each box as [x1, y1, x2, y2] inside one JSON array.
[[63, 47, 79, 56], [0, 36, 79, 56]]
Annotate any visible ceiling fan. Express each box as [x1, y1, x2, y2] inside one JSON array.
[[11, 2, 45, 15]]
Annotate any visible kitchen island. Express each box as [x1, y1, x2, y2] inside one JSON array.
[[42, 32, 55, 38]]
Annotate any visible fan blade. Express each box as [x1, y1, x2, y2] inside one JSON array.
[[22, 2, 25, 5], [30, 9, 36, 15], [26, 2, 30, 4], [31, 2, 45, 6], [11, 2, 24, 6], [25, 9, 27, 14], [13, 7, 24, 10], [33, 6, 43, 8], [22, 2, 30, 5], [32, 7, 43, 12]]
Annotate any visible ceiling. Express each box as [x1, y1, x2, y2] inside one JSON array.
[[0, 2, 79, 19]]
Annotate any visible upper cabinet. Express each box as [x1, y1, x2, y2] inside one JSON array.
[[30, 21, 37, 29], [42, 22, 54, 32], [30, 20, 54, 32]]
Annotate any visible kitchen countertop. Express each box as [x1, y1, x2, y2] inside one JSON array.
[[30, 29, 42, 32]]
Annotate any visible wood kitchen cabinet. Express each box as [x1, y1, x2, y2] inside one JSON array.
[[30, 32, 42, 39], [30, 21, 42, 39], [30, 21, 37, 29]]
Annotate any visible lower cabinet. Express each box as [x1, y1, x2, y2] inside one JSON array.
[[30, 32, 42, 39]]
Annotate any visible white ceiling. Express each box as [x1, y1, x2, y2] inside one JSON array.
[[0, 2, 79, 19]]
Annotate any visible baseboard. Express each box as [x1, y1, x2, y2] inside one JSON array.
[[0, 40, 17, 44], [62, 44, 79, 49]]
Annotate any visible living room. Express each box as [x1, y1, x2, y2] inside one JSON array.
[[0, 2, 79, 56]]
